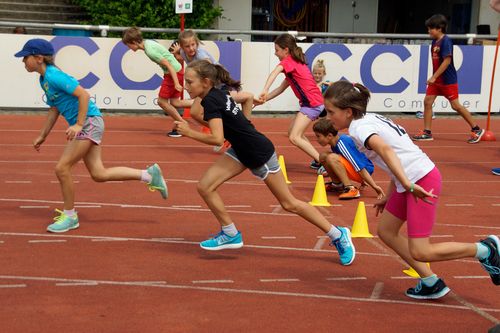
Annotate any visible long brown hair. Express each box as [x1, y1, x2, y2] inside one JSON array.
[[274, 33, 306, 64], [187, 60, 241, 91], [324, 81, 371, 119]]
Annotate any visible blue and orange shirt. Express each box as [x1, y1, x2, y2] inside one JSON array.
[[431, 35, 458, 85], [331, 134, 374, 174], [40, 65, 101, 125]]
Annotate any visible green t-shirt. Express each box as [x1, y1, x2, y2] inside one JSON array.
[[144, 39, 181, 74]]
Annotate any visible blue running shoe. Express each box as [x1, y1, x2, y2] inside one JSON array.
[[478, 235, 500, 285], [331, 227, 355, 265], [147, 163, 168, 199], [47, 209, 79, 233], [405, 278, 451, 300], [200, 231, 243, 251], [492, 168, 500, 176]]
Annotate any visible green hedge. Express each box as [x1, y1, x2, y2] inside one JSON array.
[[72, 0, 223, 38]]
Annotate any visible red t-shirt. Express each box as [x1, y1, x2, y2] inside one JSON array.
[[280, 55, 324, 107]]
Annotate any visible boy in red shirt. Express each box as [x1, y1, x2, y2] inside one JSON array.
[[412, 14, 484, 144]]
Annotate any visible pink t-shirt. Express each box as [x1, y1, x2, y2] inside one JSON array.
[[280, 55, 323, 107]]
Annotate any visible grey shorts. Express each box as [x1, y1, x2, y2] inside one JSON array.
[[225, 148, 281, 180], [75, 116, 104, 145], [300, 104, 325, 121]]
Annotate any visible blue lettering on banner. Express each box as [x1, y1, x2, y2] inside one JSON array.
[[418, 45, 483, 94], [51, 37, 100, 88], [215, 41, 242, 81], [360, 45, 410, 93], [109, 41, 162, 90], [305, 44, 352, 81]]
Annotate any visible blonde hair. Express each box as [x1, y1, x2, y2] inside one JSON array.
[[178, 29, 202, 47], [42, 55, 55, 66], [313, 59, 326, 74], [324, 81, 371, 119], [122, 27, 143, 44]]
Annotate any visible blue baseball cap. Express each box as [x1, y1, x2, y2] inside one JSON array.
[[14, 38, 54, 57]]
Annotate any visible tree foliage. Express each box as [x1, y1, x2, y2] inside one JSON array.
[[72, 0, 223, 38]]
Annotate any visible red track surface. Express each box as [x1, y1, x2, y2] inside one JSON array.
[[0, 114, 499, 332]]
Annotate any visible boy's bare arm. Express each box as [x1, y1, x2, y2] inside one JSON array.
[[358, 169, 385, 199]]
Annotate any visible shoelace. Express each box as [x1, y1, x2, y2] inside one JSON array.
[[481, 260, 500, 274], [413, 280, 423, 293], [208, 231, 230, 244], [53, 209, 67, 224]]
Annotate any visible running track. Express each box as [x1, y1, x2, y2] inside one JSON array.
[[0, 114, 499, 332]]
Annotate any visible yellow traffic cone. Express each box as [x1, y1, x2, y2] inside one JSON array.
[[278, 155, 292, 184], [351, 201, 373, 238], [309, 175, 331, 206], [403, 263, 431, 278]]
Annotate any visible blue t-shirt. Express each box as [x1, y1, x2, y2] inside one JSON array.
[[431, 35, 457, 85], [181, 47, 217, 64], [331, 134, 374, 174], [40, 65, 101, 125]]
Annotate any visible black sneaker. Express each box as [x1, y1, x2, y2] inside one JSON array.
[[405, 278, 451, 300], [310, 160, 321, 169], [167, 130, 182, 138], [478, 235, 500, 285]]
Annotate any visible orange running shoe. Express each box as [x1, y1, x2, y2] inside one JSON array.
[[339, 186, 360, 200]]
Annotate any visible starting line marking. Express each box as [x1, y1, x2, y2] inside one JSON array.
[[91, 238, 128, 242], [56, 282, 99, 286], [75, 205, 102, 208], [192, 280, 234, 284], [259, 278, 300, 283], [28, 240, 67, 243], [1, 274, 498, 314], [445, 204, 474, 207], [261, 236, 296, 240], [325, 277, 367, 281], [5, 180, 31, 184], [20, 206, 50, 209], [370, 282, 384, 299], [0, 284, 27, 288], [453, 276, 490, 279]]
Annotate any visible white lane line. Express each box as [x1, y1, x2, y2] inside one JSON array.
[[20, 206, 50, 209], [150, 238, 185, 241], [259, 278, 300, 283], [226, 205, 252, 208], [91, 238, 128, 242], [370, 282, 384, 299], [445, 204, 473, 207], [313, 237, 328, 250], [436, 223, 500, 230], [75, 205, 101, 208], [28, 240, 67, 243], [271, 205, 283, 214], [325, 277, 367, 281], [0, 241, 4, 244], [192, 280, 234, 284], [453, 276, 490, 279], [50, 180, 79, 184], [492, 204, 500, 206], [430, 235, 454, 238], [0, 284, 27, 288], [261, 236, 296, 240], [1, 275, 498, 313], [5, 180, 31, 184], [56, 282, 99, 286], [171, 205, 202, 208]]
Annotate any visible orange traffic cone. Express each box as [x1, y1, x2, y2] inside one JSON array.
[[351, 201, 373, 238], [278, 155, 291, 184], [309, 175, 331, 206]]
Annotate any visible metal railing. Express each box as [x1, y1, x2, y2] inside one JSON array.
[[0, 20, 497, 40]]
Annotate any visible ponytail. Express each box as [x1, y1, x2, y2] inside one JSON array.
[[324, 81, 371, 119], [214, 64, 241, 91], [274, 33, 306, 65]]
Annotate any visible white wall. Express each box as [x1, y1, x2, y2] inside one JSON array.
[[478, 0, 500, 33], [214, 0, 252, 41]]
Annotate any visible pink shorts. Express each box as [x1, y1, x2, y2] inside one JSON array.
[[385, 167, 441, 238]]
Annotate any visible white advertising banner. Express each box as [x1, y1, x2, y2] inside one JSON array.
[[1, 33, 499, 114]]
